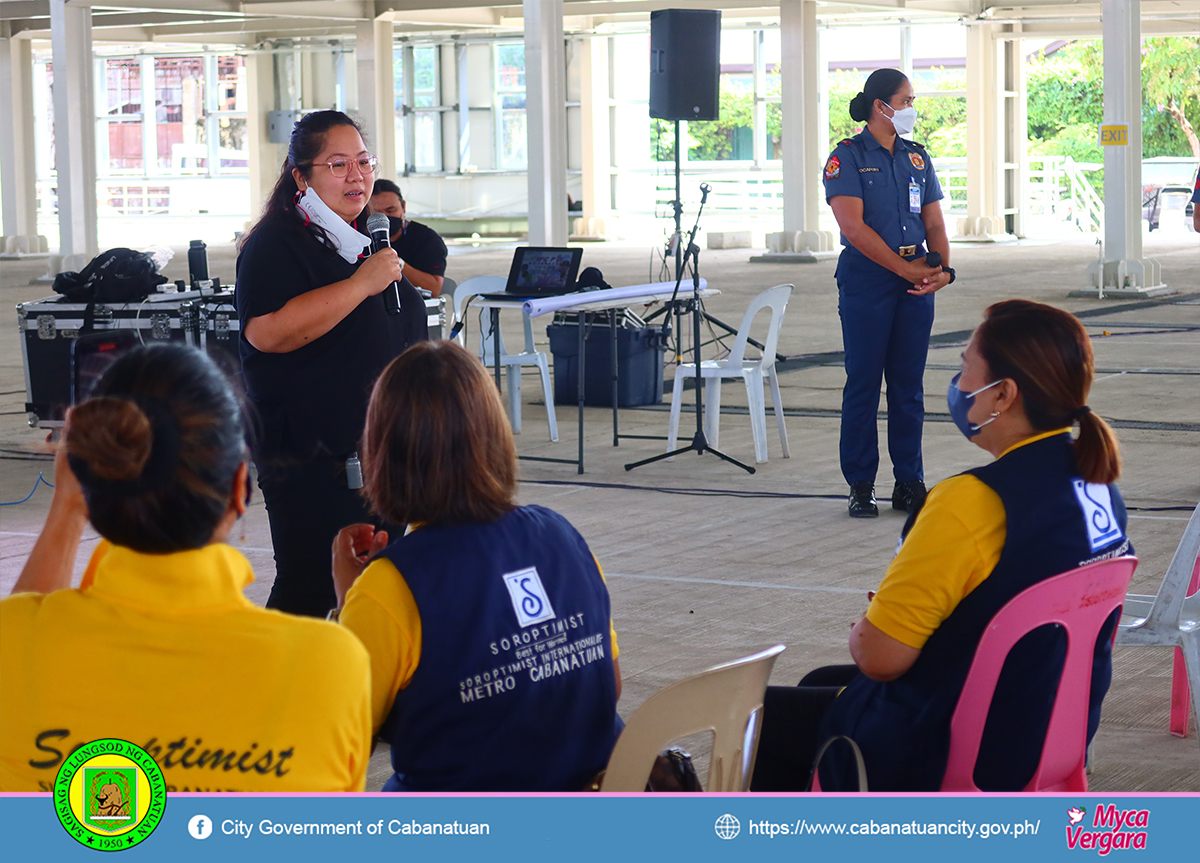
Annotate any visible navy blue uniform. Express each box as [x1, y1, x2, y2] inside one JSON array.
[[375, 506, 623, 791], [823, 129, 943, 485], [818, 433, 1131, 790]]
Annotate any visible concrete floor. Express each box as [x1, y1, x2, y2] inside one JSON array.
[[2, 229, 1198, 791]]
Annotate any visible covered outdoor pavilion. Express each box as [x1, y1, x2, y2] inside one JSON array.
[[0, 1, 1197, 793], [2, 1, 1198, 290]]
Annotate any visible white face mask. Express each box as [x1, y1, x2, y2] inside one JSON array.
[[882, 102, 918, 138], [294, 187, 372, 265]]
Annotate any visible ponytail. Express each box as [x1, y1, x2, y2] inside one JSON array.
[[849, 68, 908, 122], [974, 300, 1121, 486], [1072, 409, 1122, 485]]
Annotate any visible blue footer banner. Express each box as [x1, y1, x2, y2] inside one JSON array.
[[2, 792, 1197, 861]]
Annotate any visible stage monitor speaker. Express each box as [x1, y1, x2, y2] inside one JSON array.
[[649, 9, 721, 121]]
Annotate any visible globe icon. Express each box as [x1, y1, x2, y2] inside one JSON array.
[[714, 813, 740, 840]]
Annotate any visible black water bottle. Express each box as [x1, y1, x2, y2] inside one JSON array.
[[188, 239, 208, 285]]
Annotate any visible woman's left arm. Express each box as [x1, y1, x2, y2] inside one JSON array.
[[12, 441, 89, 595], [849, 615, 921, 681]]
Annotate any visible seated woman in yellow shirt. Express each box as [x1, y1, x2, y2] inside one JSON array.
[[331, 340, 623, 791], [0, 344, 371, 792], [752, 299, 1130, 791]]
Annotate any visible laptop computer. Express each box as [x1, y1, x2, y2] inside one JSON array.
[[477, 246, 584, 300]]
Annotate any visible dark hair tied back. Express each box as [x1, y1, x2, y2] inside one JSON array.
[[849, 68, 909, 122], [67, 344, 248, 553], [67, 396, 181, 497], [240, 109, 366, 251]]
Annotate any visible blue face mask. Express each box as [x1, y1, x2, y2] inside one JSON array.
[[947, 371, 1002, 438]]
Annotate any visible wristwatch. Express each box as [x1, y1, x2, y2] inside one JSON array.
[[944, 267, 956, 285]]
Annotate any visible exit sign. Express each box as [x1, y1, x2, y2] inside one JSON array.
[[1099, 125, 1128, 146]]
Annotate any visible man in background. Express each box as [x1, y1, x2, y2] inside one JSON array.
[[370, 179, 449, 297]]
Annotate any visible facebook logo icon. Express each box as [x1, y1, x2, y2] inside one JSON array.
[[188, 814, 213, 840]]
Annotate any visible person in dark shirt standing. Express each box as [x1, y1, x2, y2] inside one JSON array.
[[235, 110, 427, 618], [370, 179, 449, 297]]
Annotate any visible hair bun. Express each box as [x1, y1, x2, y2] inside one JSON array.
[[67, 397, 153, 482], [848, 92, 871, 122]]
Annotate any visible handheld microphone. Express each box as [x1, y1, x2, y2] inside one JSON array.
[[699, 182, 711, 203], [925, 251, 943, 269], [365, 212, 402, 316]]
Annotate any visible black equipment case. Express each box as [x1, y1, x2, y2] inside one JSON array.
[[18, 291, 448, 428]]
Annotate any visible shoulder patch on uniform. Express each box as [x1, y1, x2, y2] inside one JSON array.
[[839, 138, 853, 146], [909, 140, 925, 149], [909, 152, 926, 171], [824, 155, 841, 180]]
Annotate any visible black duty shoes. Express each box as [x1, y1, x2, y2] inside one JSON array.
[[892, 480, 928, 513], [848, 481, 879, 518]]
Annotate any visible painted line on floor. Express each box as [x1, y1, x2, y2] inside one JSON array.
[[604, 572, 864, 594]]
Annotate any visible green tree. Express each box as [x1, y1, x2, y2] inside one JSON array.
[[826, 68, 966, 154], [1141, 37, 1200, 158]]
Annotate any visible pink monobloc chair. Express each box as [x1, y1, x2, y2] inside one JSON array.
[[813, 557, 1138, 793], [942, 556, 1138, 792]]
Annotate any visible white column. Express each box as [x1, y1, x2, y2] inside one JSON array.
[[962, 22, 1008, 240], [373, 19, 396, 180], [0, 34, 41, 252], [139, 55, 157, 177], [50, 0, 97, 264], [776, 0, 825, 257], [579, 35, 610, 237], [1086, 0, 1163, 293], [523, 0, 568, 246], [356, 21, 377, 150], [752, 30, 766, 166], [899, 20, 913, 79], [456, 42, 471, 172], [246, 52, 280, 224]]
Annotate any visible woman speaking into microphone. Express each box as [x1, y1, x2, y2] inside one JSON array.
[[236, 110, 427, 617], [823, 69, 951, 520]]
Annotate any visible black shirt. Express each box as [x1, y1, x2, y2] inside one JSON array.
[[390, 219, 447, 278], [236, 216, 427, 461]]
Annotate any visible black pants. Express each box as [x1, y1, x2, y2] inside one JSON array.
[[750, 664, 859, 792], [257, 457, 375, 618]]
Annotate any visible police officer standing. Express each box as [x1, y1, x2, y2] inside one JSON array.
[[824, 68, 954, 518]]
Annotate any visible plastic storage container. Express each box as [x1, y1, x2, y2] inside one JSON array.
[[547, 320, 664, 407]]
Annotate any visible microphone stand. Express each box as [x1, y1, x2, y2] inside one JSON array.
[[626, 184, 754, 475]]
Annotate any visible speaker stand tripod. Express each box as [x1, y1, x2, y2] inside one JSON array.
[[626, 148, 754, 475]]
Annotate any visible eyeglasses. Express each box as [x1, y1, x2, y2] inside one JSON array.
[[315, 154, 378, 178]]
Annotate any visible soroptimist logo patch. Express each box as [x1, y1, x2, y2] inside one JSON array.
[[54, 738, 166, 851]]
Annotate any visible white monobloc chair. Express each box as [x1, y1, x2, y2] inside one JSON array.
[[1117, 500, 1200, 741], [666, 284, 792, 464], [453, 275, 558, 441], [599, 644, 785, 792]]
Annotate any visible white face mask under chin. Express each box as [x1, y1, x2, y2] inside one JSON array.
[[883, 103, 918, 138], [294, 187, 372, 265]]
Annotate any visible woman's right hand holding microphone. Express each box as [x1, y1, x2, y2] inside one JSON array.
[[354, 247, 405, 299]]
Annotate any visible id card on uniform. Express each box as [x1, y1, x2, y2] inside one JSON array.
[[909, 180, 922, 213]]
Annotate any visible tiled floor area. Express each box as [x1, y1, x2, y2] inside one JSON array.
[[2, 229, 1197, 790]]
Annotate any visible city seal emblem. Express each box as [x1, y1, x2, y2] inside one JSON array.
[[54, 739, 166, 851], [909, 152, 925, 170]]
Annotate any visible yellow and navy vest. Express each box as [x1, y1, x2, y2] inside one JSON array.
[[377, 505, 623, 791], [820, 433, 1131, 790]]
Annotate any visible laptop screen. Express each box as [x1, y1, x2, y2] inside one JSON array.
[[505, 247, 583, 296]]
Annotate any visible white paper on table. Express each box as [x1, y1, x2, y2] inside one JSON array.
[[522, 279, 707, 319]]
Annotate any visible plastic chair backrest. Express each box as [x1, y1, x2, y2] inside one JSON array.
[[943, 556, 1138, 792], [453, 275, 505, 350], [724, 284, 792, 369], [1140, 501, 1200, 632], [601, 644, 785, 792], [440, 276, 458, 304]]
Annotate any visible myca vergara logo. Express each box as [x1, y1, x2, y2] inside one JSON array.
[[54, 738, 166, 851], [1065, 804, 1149, 855]]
